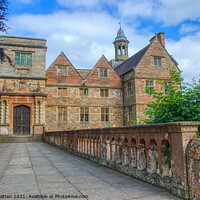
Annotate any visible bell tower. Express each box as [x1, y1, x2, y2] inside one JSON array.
[[113, 24, 129, 62]]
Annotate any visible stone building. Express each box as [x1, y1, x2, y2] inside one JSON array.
[[45, 53, 123, 131], [0, 27, 179, 135], [0, 36, 47, 138], [115, 31, 179, 125]]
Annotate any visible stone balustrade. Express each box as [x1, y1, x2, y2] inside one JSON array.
[[44, 122, 200, 199]]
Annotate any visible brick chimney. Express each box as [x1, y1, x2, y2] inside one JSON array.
[[157, 32, 165, 47]]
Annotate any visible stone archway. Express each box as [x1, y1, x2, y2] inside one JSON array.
[[13, 105, 30, 135]]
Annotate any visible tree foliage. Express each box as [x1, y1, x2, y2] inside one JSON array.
[[0, 0, 9, 63], [0, 0, 9, 33], [144, 67, 200, 125]]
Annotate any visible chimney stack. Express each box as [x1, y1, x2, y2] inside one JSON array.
[[157, 32, 165, 47]]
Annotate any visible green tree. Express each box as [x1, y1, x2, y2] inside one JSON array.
[[0, 0, 9, 33], [144, 67, 200, 124], [0, 0, 9, 63]]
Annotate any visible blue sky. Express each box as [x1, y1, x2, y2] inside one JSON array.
[[5, 0, 200, 83]]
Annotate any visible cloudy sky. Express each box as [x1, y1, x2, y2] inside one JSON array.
[[5, 0, 200, 83]]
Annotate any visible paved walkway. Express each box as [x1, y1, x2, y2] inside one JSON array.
[[0, 143, 181, 200]]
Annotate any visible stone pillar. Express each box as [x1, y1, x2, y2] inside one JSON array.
[[0, 100, 4, 124], [131, 146, 137, 168], [0, 100, 9, 124], [39, 100, 43, 124], [34, 100, 39, 124], [5, 100, 9, 124]]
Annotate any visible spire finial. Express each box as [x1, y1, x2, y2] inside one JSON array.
[[119, 21, 121, 28]]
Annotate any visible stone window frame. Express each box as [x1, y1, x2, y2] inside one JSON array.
[[99, 68, 109, 78], [101, 107, 110, 122], [127, 81, 133, 96], [100, 88, 109, 97], [14, 51, 32, 66], [164, 81, 172, 93], [145, 80, 154, 95], [58, 88, 68, 97], [57, 107, 68, 123], [127, 106, 133, 122], [80, 107, 90, 122], [79, 88, 89, 96], [153, 57, 162, 67], [57, 65, 68, 76]]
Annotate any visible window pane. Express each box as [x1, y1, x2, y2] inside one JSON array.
[[100, 70, 103, 77], [58, 66, 67, 76], [15, 53, 20, 65], [80, 114, 84, 121], [80, 108, 84, 114], [104, 70, 108, 77], [154, 58, 161, 66], [21, 54, 26, 65], [106, 114, 109, 121], [101, 114, 104, 121], [85, 114, 89, 121], [26, 54, 32, 65], [105, 89, 108, 97], [100, 89, 104, 97], [100, 69, 108, 77]]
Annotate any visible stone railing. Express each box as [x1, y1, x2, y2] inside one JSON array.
[[44, 122, 200, 199]]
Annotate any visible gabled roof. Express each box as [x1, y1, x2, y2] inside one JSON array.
[[115, 44, 150, 76]]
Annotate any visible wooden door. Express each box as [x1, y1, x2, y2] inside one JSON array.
[[13, 105, 30, 134]]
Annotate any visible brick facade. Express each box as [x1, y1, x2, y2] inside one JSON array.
[[116, 33, 180, 125], [46, 53, 123, 131], [0, 30, 179, 135]]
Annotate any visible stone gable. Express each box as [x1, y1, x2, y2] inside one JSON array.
[[85, 55, 122, 88], [46, 52, 83, 85]]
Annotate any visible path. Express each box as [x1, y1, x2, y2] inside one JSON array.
[[0, 143, 181, 200]]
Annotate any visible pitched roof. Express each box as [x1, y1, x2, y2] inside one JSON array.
[[76, 69, 91, 79], [115, 44, 150, 76]]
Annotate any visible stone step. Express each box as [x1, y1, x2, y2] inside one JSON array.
[[0, 135, 43, 143]]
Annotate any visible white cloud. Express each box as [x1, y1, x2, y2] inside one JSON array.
[[117, 0, 156, 19], [7, 7, 200, 83], [158, 0, 200, 26], [167, 32, 200, 83], [8, 11, 148, 68], [57, 0, 117, 10], [116, 0, 200, 26], [179, 24, 200, 35]]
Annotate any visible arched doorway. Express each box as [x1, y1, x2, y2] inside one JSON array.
[[13, 105, 30, 135]]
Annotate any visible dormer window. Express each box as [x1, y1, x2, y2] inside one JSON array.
[[154, 57, 162, 66], [99, 68, 108, 77], [57, 66, 68, 76], [15, 52, 32, 66]]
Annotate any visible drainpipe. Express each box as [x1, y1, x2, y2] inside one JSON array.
[[122, 76, 126, 126]]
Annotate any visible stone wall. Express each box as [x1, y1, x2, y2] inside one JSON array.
[[45, 53, 123, 130], [44, 122, 200, 199], [122, 35, 180, 125], [186, 138, 200, 199], [0, 36, 46, 78], [0, 36, 47, 135]]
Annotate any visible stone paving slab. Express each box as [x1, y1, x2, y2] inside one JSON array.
[[0, 143, 182, 200]]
